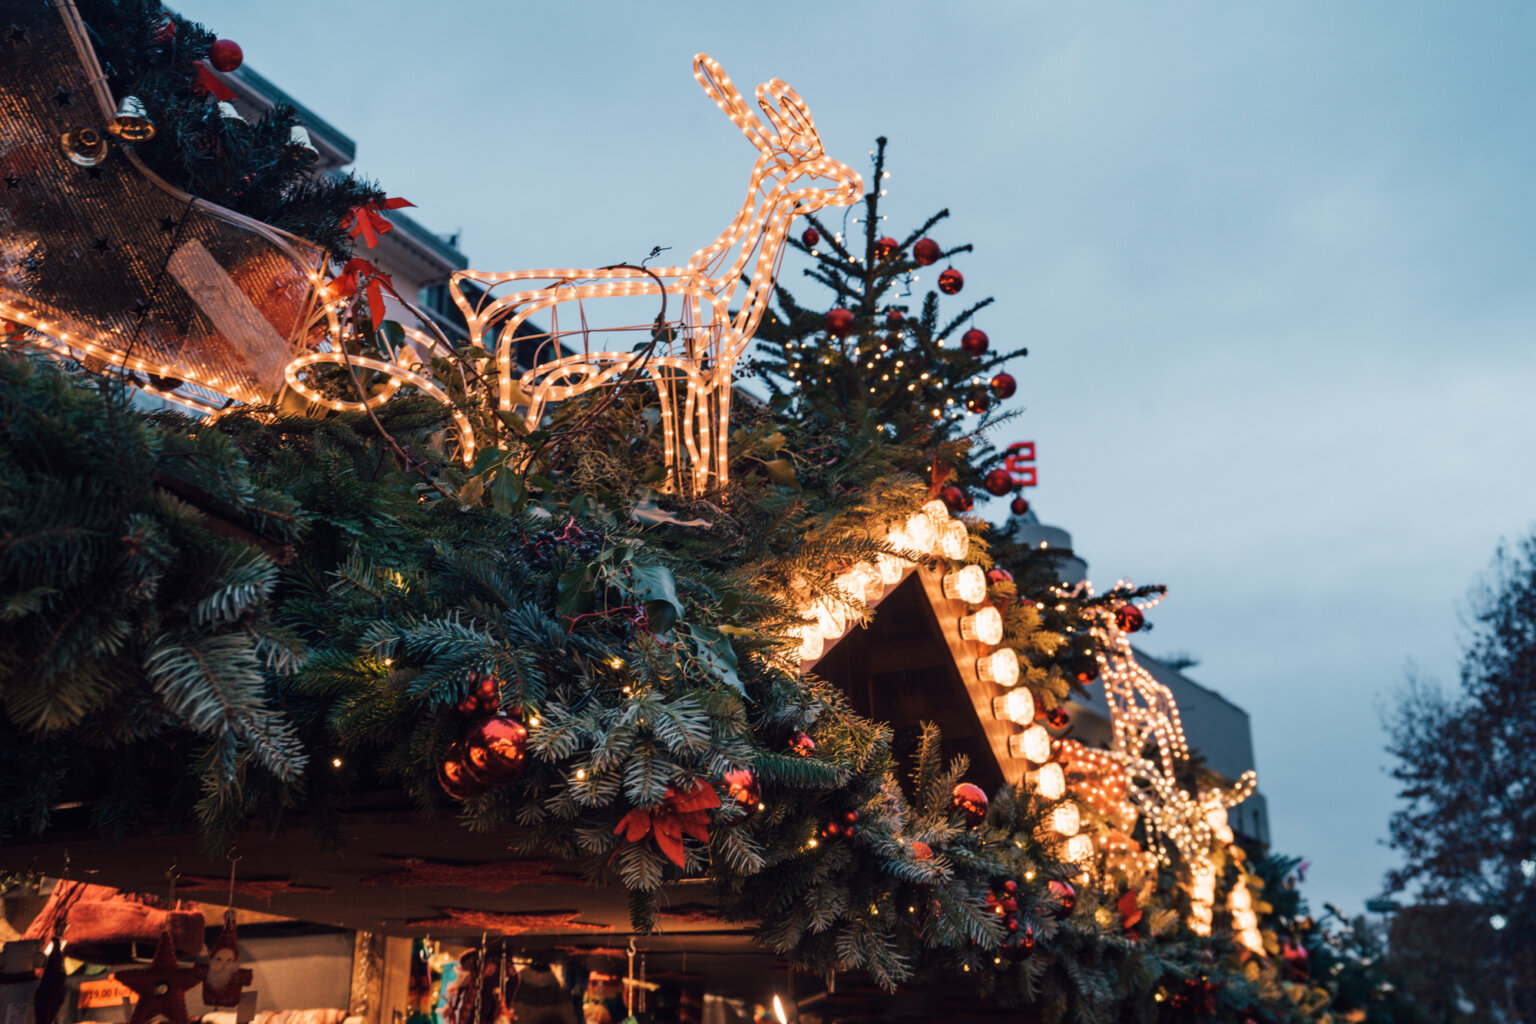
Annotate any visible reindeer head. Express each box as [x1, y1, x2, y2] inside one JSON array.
[[693, 54, 862, 216]]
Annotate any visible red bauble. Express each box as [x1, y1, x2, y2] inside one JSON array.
[[984, 469, 1013, 496], [911, 840, 933, 861], [437, 744, 476, 800], [723, 767, 760, 808], [1073, 658, 1100, 684], [1046, 707, 1071, 730], [1010, 497, 1030, 516], [885, 308, 904, 327], [965, 388, 990, 415], [1115, 604, 1145, 633], [801, 227, 820, 247], [958, 490, 974, 512], [960, 328, 989, 356], [937, 268, 964, 295], [874, 236, 899, 261], [939, 485, 966, 512], [462, 715, 528, 786], [789, 732, 816, 757], [950, 782, 989, 826], [1047, 879, 1076, 918], [825, 307, 855, 337], [1003, 921, 1036, 960], [987, 568, 1014, 585], [912, 237, 941, 266], [990, 372, 1017, 399], [208, 39, 243, 73]]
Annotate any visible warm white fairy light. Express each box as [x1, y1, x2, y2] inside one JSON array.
[[942, 564, 986, 603], [991, 688, 1035, 724], [977, 648, 1020, 686], [1029, 762, 1066, 801], [959, 605, 1003, 645]]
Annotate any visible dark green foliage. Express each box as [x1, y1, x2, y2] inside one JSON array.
[[77, 0, 384, 258]]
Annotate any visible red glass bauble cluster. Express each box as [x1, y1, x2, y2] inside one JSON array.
[[960, 328, 989, 356], [824, 307, 854, 337], [937, 268, 964, 295], [939, 485, 970, 513], [912, 237, 941, 266], [723, 767, 761, 808], [789, 732, 817, 757], [1045, 707, 1071, 730], [949, 782, 989, 827], [437, 715, 528, 799], [457, 675, 502, 716], [208, 39, 243, 72], [821, 810, 859, 841], [987, 879, 1035, 959], [984, 468, 1013, 496]]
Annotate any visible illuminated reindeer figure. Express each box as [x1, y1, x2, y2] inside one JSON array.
[[448, 54, 862, 494]]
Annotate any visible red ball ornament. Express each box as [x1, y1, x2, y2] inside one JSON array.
[[939, 485, 967, 513], [1047, 879, 1077, 918], [937, 268, 964, 295], [208, 39, 243, 73], [911, 840, 933, 861], [990, 372, 1017, 399], [1073, 658, 1100, 684], [789, 732, 816, 757], [462, 715, 529, 786], [885, 308, 904, 327], [960, 328, 989, 356], [874, 236, 899, 261], [1046, 707, 1071, 730], [1115, 604, 1145, 633], [984, 468, 1013, 496], [824, 307, 855, 337], [437, 743, 477, 800], [912, 237, 941, 266], [957, 490, 974, 512], [801, 227, 820, 247], [950, 782, 989, 826], [723, 767, 760, 808], [1010, 497, 1030, 516], [987, 568, 1014, 585], [965, 388, 990, 415]]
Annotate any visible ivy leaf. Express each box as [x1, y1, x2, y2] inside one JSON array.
[[489, 470, 525, 513], [378, 320, 405, 350], [557, 564, 594, 618], [629, 564, 683, 633], [688, 625, 743, 696]]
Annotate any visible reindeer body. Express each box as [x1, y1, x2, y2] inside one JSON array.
[[449, 55, 861, 494]]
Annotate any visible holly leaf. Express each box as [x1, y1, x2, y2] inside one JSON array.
[[688, 624, 743, 695]]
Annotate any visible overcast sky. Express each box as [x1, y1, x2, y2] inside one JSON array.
[[179, 0, 1536, 915]]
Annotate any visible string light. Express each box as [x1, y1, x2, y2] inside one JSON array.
[[992, 688, 1035, 724], [942, 565, 986, 603], [1029, 762, 1066, 801], [977, 648, 1020, 686], [1050, 801, 1081, 837], [959, 605, 1003, 644], [1009, 724, 1051, 764]]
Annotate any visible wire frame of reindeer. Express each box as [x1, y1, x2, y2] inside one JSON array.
[[440, 54, 863, 495]]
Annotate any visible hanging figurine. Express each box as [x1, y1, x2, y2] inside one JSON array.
[[199, 909, 252, 1007]]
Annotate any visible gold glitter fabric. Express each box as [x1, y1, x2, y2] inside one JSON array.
[[0, 0, 328, 407]]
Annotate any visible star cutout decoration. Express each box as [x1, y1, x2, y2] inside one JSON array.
[[4, 177, 19, 190], [176, 875, 333, 906], [157, 216, 178, 233], [90, 237, 110, 253], [4, 24, 25, 46], [114, 932, 200, 1024], [51, 86, 72, 107]]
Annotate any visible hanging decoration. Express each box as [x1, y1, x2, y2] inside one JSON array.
[[198, 911, 252, 1008], [115, 932, 200, 1024]]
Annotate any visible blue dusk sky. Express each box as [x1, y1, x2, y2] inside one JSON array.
[[179, 0, 1536, 916]]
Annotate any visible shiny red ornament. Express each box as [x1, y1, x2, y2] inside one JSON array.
[[789, 732, 816, 757], [939, 485, 966, 512], [987, 568, 1014, 585], [990, 372, 1017, 399], [462, 715, 528, 786], [984, 469, 1013, 496], [1047, 879, 1076, 918], [1046, 707, 1071, 730], [1010, 497, 1030, 516], [958, 490, 974, 512], [801, 227, 820, 247], [960, 328, 989, 356], [950, 782, 989, 826], [937, 268, 964, 295], [723, 767, 760, 808], [912, 237, 941, 266], [437, 743, 476, 800], [824, 307, 855, 337], [911, 840, 933, 861], [208, 39, 243, 73], [1115, 603, 1145, 633], [885, 308, 904, 327], [1117, 889, 1144, 930], [874, 236, 899, 261], [965, 388, 990, 415], [1074, 658, 1100, 684]]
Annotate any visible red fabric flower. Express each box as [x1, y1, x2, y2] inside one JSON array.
[[191, 64, 236, 102], [326, 258, 403, 331], [343, 197, 415, 249], [613, 779, 720, 868]]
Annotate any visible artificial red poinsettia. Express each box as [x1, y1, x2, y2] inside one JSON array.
[[326, 257, 403, 331], [343, 196, 415, 249], [613, 779, 720, 868], [1117, 888, 1143, 930]]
